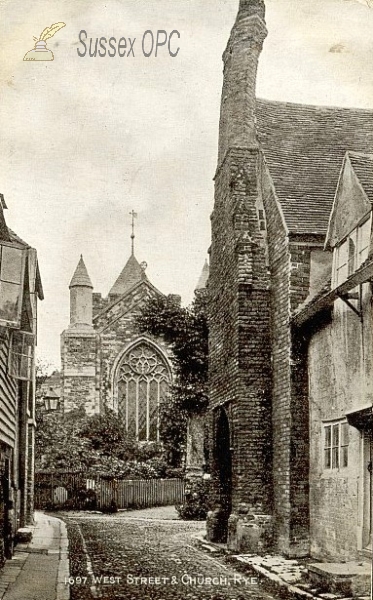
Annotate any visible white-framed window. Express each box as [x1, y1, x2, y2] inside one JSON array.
[[8, 330, 34, 381], [255, 198, 267, 233], [324, 421, 349, 469], [0, 244, 26, 328], [334, 214, 372, 286]]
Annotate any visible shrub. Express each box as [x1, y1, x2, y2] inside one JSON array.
[[176, 478, 211, 521], [101, 500, 118, 514]]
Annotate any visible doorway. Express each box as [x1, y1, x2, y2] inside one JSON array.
[[215, 408, 232, 541]]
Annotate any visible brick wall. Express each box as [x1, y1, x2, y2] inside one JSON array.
[[289, 237, 324, 555], [260, 159, 319, 556], [209, 149, 272, 517], [209, 0, 327, 551], [207, 7, 272, 546], [260, 157, 292, 551], [218, 13, 267, 165]]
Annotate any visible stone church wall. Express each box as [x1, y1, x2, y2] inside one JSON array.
[[61, 274, 175, 420], [61, 332, 98, 414], [93, 284, 174, 410]]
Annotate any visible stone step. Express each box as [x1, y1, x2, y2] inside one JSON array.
[[308, 562, 371, 598]]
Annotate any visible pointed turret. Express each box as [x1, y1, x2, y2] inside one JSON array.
[[108, 254, 148, 301], [69, 255, 93, 328], [195, 259, 209, 292], [69, 255, 93, 289]]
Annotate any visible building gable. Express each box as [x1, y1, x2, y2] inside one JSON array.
[[325, 153, 372, 249], [257, 100, 373, 235], [93, 280, 163, 333]]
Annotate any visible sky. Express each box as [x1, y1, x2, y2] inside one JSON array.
[[0, 0, 372, 369]]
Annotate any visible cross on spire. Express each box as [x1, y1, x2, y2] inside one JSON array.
[[129, 210, 137, 255]]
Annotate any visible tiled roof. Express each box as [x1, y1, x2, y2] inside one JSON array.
[[108, 254, 148, 297], [8, 228, 29, 248], [69, 255, 93, 289], [0, 217, 10, 242], [348, 152, 373, 204], [256, 99, 373, 235]]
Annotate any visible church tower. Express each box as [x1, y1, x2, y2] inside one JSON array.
[[69, 255, 93, 328], [207, 0, 273, 551], [60, 213, 176, 425], [61, 256, 98, 415]]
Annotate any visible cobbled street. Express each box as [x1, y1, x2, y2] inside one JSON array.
[[59, 508, 277, 600]]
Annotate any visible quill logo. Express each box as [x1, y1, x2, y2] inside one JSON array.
[[23, 22, 66, 61]]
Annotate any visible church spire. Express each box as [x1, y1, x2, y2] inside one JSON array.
[[108, 211, 150, 299], [195, 259, 209, 292]]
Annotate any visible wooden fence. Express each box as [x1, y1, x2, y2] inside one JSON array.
[[34, 471, 86, 510], [34, 471, 185, 511], [97, 478, 185, 510]]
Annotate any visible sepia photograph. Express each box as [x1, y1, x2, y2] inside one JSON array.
[[0, 0, 372, 598]]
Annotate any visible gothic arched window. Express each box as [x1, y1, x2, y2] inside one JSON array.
[[116, 342, 171, 442]]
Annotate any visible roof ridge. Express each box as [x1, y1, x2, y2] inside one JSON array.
[[94, 279, 163, 325], [347, 150, 373, 159], [257, 97, 373, 114]]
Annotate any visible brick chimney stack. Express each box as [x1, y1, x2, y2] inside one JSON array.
[[207, 0, 273, 551], [217, 0, 267, 167]]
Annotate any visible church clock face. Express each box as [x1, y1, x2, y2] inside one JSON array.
[[116, 342, 171, 442]]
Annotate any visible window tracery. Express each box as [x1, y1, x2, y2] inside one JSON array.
[[116, 342, 171, 442]]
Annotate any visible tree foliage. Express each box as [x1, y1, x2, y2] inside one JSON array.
[[136, 292, 209, 467], [35, 407, 179, 478], [137, 292, 209, 413], [35, 293, 209, 476]]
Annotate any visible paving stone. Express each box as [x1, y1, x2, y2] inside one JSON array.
[[281, 574, 302, 584], [63, 513, 275, 599], [283, 559, 300, 565], [271, 566, 292, 574]]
